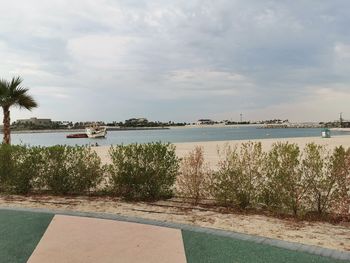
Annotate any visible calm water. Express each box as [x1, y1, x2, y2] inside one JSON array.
[[9, 126, 346, 147]]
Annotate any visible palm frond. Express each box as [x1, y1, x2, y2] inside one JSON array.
[[12, 87, 29, 98], [9, 76, 23, 92], [0, 79, 8, 95], [0, 76, 38, 110], [17, 94, 38, 110], [0, 79, 9, 106]]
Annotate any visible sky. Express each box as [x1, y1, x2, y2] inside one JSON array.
[[0, 0, 349, 123]]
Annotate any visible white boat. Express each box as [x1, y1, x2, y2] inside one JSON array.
[[85, 126, 107, 138]]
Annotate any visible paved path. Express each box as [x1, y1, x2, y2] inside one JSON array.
[[29, 215, 186, 263], [0, 208, 349, 263]]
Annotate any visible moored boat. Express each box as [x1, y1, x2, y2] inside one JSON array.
[[85, 126, 107, 138], [66, 133, 88, 138]]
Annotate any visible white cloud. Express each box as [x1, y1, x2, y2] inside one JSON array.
[[243, 85, 350, 122], [67, 35, 136, 69], [334, 42, 350, 58], [166, 69, 254, 95]]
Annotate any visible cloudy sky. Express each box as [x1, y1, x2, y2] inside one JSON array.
[[1, 0, 349, 123]]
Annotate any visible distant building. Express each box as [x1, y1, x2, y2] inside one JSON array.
[[16, 117, 52, 127], [197, 119, 214, 125], [125, 118, 148, 125]]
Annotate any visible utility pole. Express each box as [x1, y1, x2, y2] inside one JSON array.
[[240, 113, 243, 123]]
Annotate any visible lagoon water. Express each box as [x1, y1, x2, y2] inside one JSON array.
[[9, 126, 344, 147]]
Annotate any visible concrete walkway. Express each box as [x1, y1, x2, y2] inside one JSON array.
[[28, 215, 186, 263], [0, 207, 349, 263]]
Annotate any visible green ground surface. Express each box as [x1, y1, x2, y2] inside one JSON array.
[[182, 230, 347, 263], [0, 210, 53, 263], [0, 209, 347, 263]]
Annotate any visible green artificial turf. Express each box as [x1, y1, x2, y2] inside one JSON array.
[[182, 230, 347, 263], [0, 209, 53, 263]]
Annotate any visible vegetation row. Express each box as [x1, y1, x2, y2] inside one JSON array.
[[0, 142, 349, 219]]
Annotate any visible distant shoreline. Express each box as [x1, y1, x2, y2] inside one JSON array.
[[3, 124, 260, 134], [1, 127, 170, 135]]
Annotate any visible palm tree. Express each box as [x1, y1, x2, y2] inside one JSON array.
[[0, 76, 38, 144]]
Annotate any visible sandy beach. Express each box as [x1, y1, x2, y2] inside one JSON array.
[[93, 135, 350, 167]]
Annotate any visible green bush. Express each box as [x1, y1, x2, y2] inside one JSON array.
[[0, 144, 43, 194], [211, 142, 265, 209], [210, 145, 241, 207], [263, 142, 306, 216], [302, 143, 330, 215], [302, 144, 350, 215], [344, 149, 350, 214], [39, 146, 104, 195], [0, 144, 22, 192], [177, 146, 211, 204], [108, 142, 179, 201], [0, 144, 14, 190], [10, 146, 44, 194], [330, 147, 350, 215], [239, 142, 266, 208]]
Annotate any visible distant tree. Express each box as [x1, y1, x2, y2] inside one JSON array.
[[0, 77, 38, 144]]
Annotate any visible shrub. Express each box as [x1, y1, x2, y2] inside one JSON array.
[[342, 148, 350, 214], [328, 146, 350, 215], [302, 143, 338, 215], [263, 142, 306, 216], [302, 144, 350, 215], [108, 142, 179, 201], [0, 144, 14, 190], [177, 146, 211, 204], [0, 144, 21, 192], [40, 145, 104, 195], [0, 144, 43, 194], [210, 145, 241, 207], [239, 142, 266, 208], [211, 142, 265, 209], [9, 146, 44, 194]]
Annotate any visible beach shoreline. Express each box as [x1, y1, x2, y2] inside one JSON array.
[[93, 135, 350, 166]]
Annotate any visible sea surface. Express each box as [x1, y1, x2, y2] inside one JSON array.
[[9, 126, 347, 147]]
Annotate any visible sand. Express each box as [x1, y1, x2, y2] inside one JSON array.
[[93, 135, 350, 168]]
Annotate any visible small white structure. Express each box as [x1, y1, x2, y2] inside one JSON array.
[[321, 129, 331, 138]]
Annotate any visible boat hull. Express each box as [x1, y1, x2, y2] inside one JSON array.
[[66, 133, 88, 139]]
